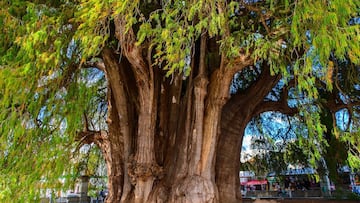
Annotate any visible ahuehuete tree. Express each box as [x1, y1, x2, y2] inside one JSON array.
[[0, 0, 359, 202]]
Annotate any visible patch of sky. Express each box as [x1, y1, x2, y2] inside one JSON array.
[[80, 67, 105, 86], [230, 63, 261, 94], [37, 106, 48, 124], [66, 39, 77, 59], [239, 32, 264, 48], [354, 84, 360, 91], [259, 112, 297, 139], [37, 69, 60, 88], [338, 91, 350, 104], [79, 143, 92, 154], [264, 78, 288, 102], [244, 0, 262, 4], [335, 109, 350, 131], [242, 111, 300, 161], [306, 30, 311, 44], [55, 87, 67, 100], [349, 17, 360, 25]]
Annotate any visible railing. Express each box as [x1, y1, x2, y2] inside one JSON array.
[[244, 189, 322, 198]]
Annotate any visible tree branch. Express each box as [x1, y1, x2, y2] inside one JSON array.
[[254, 100, 298, 117], [83, 60, 105, 72], [114, 15, 150, 85], [324, 95, 360, 113], [75, 130, 108, 149], [225, 53, 254, 77], [253, 77, 297, 117]]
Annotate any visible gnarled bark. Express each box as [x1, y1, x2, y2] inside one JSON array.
[[92, 24, 258, 203], [216, 66, 298, 202]]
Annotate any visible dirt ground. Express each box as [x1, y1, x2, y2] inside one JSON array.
[[242, 198, 360, 203]]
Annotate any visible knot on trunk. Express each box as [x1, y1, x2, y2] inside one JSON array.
[[128, 161, 163, 184], [194, 75, 209, 93], [170, 175, 217, 203]]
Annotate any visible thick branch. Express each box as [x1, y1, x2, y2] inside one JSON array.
[[114, 16, 150, 87], [228, 64, 280, 111], [83, 60, 106, 72], [225, 54, 254, 77], [253, 79, 297, 116], [324, 94, 360, 113], [254, 100, 298, 117], [76, 130, 108, 147]]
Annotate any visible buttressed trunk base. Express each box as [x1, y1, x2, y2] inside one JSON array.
[[96, 28, 253, 203]]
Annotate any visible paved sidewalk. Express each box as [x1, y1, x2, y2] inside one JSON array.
[[242, 198, 360, 203]]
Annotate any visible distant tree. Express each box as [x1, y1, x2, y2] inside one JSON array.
[[0, 0, 359, 202], [240, 113, 310, 176]]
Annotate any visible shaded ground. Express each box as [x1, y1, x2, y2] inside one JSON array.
[[242, 198, 360, 203]]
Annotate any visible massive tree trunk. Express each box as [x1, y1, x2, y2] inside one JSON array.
[[82, 17, 262, 202], [84, 37, 299, 202], [82, 37, 304, 203]]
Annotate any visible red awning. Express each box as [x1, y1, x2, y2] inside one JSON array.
[[241, 180, 268, 186]]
